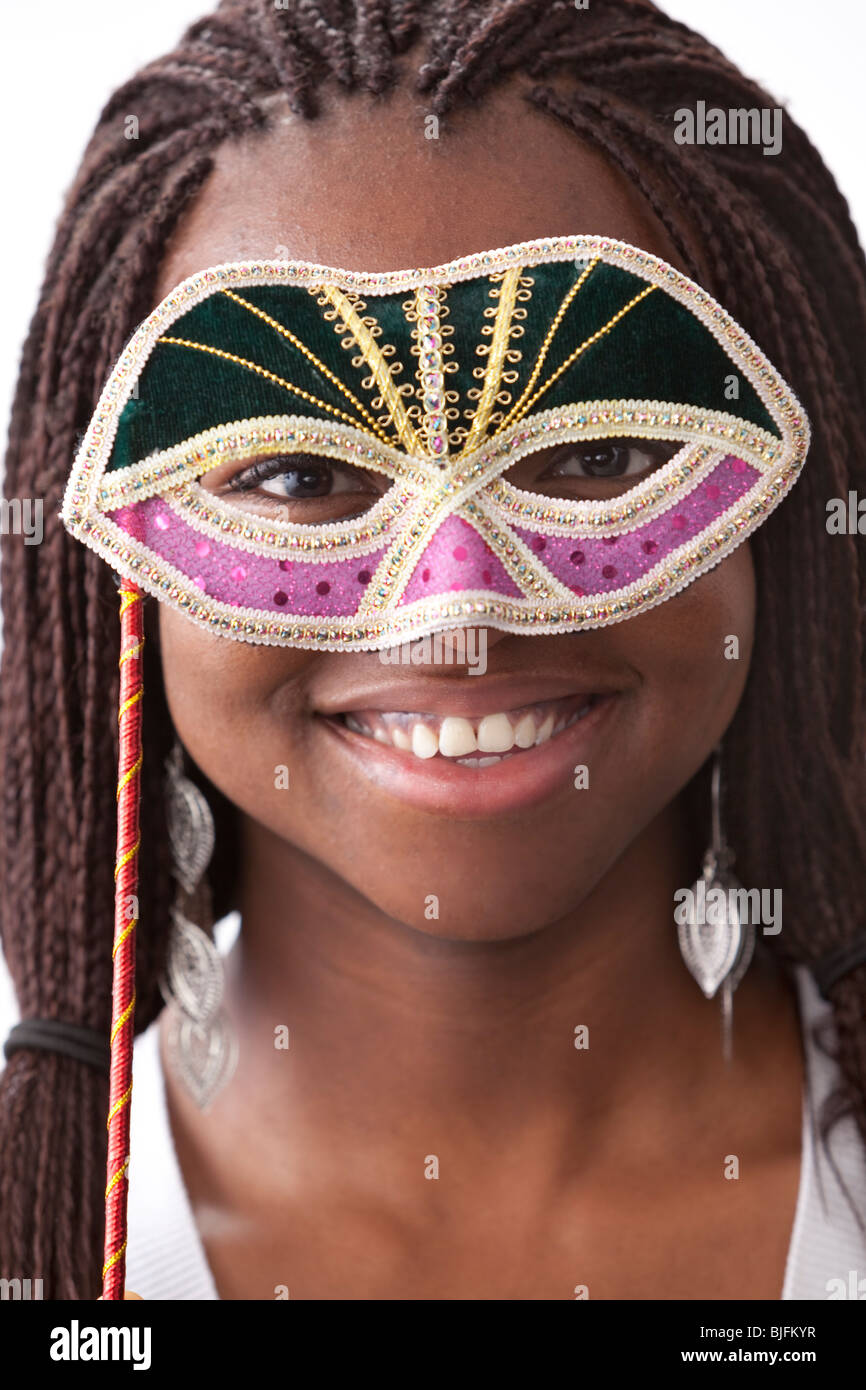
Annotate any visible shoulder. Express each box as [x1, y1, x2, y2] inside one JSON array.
[[782, 967, 866, 1300]]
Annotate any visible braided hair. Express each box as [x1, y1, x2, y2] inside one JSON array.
[[2, 0, 864, 1298]]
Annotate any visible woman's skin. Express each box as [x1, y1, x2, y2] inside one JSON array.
[[152, 60, 804, 1299]]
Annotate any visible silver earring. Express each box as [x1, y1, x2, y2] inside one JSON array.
[[161, 742, 238, 1109], [677, 746, 755, 1063]]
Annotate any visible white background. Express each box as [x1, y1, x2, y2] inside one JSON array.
[[0, 0, 864, 1035]]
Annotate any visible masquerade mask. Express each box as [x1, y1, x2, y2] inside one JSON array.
[[62, 235, 809, 651]]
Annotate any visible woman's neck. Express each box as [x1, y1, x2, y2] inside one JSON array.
[[202, 802, 797, 1196]]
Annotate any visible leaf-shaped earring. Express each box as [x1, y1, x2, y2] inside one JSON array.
[[677, 746, 756, 1062], [160, 743, 238, 1109]]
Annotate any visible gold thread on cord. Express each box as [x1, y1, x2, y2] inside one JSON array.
[[502, 286, 657, 429], [118, 588, 141, 618], [220, 289, 396, 448], [110, 994, 137, 1047], [114, 837, 140, 879], [105, 1157, 129, 1198], [117, 690, 143, 721], [116, 753, 143, 797], [118, 641, 143, 666], [106, 1084, 133, 1129], [460, 267, 523, 456], [158, 337, 373, 436], [102, 1245, 126, 1273], [496, 258, 599, 433], [315, 286, 423, 454], [112, 917, 136, 959]]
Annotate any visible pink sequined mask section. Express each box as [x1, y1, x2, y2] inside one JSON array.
[[112, 498, 385, 616], [112, 454, 758, 618]]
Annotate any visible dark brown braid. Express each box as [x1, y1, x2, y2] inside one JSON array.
[[2, 0, 865, 1298]]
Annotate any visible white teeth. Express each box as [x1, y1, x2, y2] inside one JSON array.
[[411, 724, 439, 760], [477, 713, 515, 753], [438, 716, 477, 758], [534, 713, 555, 746], [340, 696, 598, 761], [513, 712, 537, 749]]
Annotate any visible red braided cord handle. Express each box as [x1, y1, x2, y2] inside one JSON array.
[[102, 583, 144, 1299]]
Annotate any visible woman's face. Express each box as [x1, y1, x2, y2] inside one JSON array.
[[156, 77, 755, 940]]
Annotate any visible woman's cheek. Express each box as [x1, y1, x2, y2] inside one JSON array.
[[620, 544, 756, 774], [155, 601, 313, 797]]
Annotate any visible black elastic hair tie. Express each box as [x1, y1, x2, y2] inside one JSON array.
[[813, 938, 866, 1000], [3, 1019, 110, 1075]]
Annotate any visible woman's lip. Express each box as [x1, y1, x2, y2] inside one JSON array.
[[315, 675, 626, 720], [317, 694, 619, 819]]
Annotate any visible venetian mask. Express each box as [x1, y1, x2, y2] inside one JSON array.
[[62, 235, 810, 650]]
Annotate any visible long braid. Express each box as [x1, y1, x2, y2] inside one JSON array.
[[1, 0, 865, 1297]]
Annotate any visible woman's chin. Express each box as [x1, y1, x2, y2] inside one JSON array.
[[343, 872, 607, 945]]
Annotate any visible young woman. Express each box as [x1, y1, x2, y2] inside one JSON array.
[[2, 0, 865, 1301]]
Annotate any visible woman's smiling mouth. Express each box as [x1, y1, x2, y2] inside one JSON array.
[[335, 692, 600, 765], [317, 684, 622, 818]]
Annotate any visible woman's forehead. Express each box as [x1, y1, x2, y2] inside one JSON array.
[[155, 79, 689, 303]]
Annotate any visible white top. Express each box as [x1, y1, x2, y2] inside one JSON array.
[[125, 966, 866, 1300]]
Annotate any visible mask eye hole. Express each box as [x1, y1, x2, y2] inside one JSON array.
[[198, 451, 392, 522], [503, 436, 685, 500]]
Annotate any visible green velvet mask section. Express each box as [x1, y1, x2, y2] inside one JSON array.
[[108, 259, 778, 473], [528, 261, 776, 433]]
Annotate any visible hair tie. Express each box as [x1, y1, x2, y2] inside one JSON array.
[[813, 938, 866, 1000], [3, 1019, 111, 1075]]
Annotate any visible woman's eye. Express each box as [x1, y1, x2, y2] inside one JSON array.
[[539, 439, 678, 480], [228, 455, 380, 500], [502, 436, 683, 499], [199, 451, 391, 522]]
